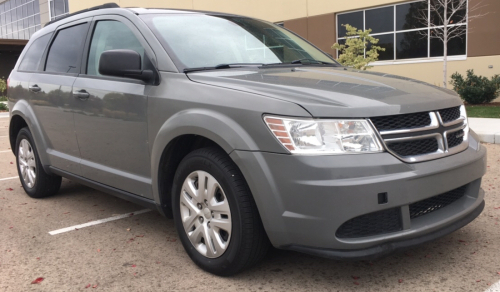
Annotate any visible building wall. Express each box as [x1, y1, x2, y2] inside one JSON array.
[[68, 0, 416, 22], [282, 0, 500, 86], [0, 0, 44, 40], [15, 0, 500, 87], [39, 0, 49, 26], [68, 0, 308, 22]]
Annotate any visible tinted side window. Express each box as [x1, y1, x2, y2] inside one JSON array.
[[87, 21, 145, 76], [18, 34, 51, 72], [45, 23, 89, 74]]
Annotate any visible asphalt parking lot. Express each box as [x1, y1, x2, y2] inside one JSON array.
[[1, 115, 500, 292]]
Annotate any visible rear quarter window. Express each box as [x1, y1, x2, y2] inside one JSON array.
[[18, 33, 52, 72]]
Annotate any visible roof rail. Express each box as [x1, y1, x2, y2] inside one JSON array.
[[44, 3, 120, 27]]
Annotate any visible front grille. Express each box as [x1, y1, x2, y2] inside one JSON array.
[[370, 106, 467, 163], [387, 138, 439, 157], [336, 208, 402, 238], [439, 106, 461, 123], [409, 185, 468, 219], [371, 112, 431, 132], [447, 129, 464, 148]]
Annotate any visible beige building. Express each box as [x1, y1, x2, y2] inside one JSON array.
[[0, 0, 499, 86]]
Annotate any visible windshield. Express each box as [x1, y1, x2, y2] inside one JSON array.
[[141, 14, 337, 70]]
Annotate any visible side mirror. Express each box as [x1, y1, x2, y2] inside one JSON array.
[[98, 49, 154, 82]]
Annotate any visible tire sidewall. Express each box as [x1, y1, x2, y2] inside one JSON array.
[[15, 128, 40, 197], [172, 152, 245, 275]]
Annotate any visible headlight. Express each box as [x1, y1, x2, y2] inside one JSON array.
[[264, 116, 384, 154]]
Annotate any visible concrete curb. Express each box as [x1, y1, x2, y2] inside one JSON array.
[[469, 118, 500, 144]]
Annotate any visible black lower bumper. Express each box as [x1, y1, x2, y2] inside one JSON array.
[[285, 200, 485, 261]]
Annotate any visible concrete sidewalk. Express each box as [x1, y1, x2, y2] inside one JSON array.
[[469, 118, 500, 144]]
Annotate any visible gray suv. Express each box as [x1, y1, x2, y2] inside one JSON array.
[[7, 4, 487, 276]]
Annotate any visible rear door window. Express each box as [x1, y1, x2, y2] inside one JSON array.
[[18, 33, 51, 72], [45, 23, 89, 74]]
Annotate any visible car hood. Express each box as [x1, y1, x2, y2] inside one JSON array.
[[186, 66, 462, 118]]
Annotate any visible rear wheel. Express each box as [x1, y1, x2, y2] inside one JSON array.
[[15, 127, 61, 198], [172, 147, 269, 276]]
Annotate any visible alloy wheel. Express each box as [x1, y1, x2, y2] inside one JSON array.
[[179, 170, 232, 258], [18, 139, 36, 188]]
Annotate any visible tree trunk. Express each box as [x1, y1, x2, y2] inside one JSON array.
[[443, 38, 448, 88], [443, 1, 448, 88]]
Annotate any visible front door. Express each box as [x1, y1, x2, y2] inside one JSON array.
[[72, 17, 155, 198]]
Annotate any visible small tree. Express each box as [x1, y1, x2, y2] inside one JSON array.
[[0, 78, 6, 95], [417, 0, 485, 88], [332, 24, 385, 70]]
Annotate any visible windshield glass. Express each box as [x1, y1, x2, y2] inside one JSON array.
[[141, 14, 337, 69]]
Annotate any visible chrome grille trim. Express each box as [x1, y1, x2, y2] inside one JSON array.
[[384, 133, 445, 163], [444, 123, 469, 155], [438, 106, 467, 127], [378, 112, 439, 135], [370, 105, 469, 163]]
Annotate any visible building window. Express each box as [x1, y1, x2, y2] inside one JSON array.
[[336, 0, 467, 63], [0, 0, 41, 40], [49, 0, 69, 21]]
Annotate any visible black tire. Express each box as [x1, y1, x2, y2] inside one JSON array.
[[15, 127, 62, 198], [172, 147, 269, 276]]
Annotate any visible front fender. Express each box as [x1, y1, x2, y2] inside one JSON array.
[[150, 108, 259, 204]]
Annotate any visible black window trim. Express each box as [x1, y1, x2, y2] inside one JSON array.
[[79, 14, 160, 86], [38, 16, 93, 77], [335, 0, 468, 63]]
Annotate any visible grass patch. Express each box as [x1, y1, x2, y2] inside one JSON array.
[[465, 103, 500, 118]]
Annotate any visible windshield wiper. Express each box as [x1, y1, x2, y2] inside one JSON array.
[[262, 59, 338, 67], [290, 58, 336, 65], [184, 63, 263, 73]]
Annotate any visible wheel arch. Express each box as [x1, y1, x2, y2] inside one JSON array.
[[9, 100, 51, 170], [151, 109, 259, 218]]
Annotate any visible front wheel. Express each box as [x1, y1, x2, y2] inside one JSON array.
[[172, 147, 269, 276], [15, 127, 61, 198]]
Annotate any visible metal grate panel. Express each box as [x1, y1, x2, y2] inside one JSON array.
[[336, 208, 402, 239], [447, 129, 464, 148], [371, 112, 431, 132], [409, 185, 468, 219], [387, 138, 439, 157], [439, 106, 461, 123]]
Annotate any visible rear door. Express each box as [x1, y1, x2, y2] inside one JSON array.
[[9, 32, 52, 110], [28, 19, 91, 175], [72, 15, 156, 198]]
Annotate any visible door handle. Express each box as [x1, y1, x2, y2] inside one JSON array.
[[73, 89, 90, 100], [29, 84, 41, 92]]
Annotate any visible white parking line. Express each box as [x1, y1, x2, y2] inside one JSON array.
[[0, 150, 12, 153], [0, 176, 18, 181], [485, 281, 500, 292], [0, 136, 7, 138], [48, 209, 152, 235]]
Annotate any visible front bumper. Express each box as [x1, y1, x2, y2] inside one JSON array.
[[230, 131, 486, 257]]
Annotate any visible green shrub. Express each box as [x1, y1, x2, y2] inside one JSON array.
[[0, 78, 6, 95], [450, 70, 499, 104], [0, 96, 7, 101], [0, 102, 8, 111]]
